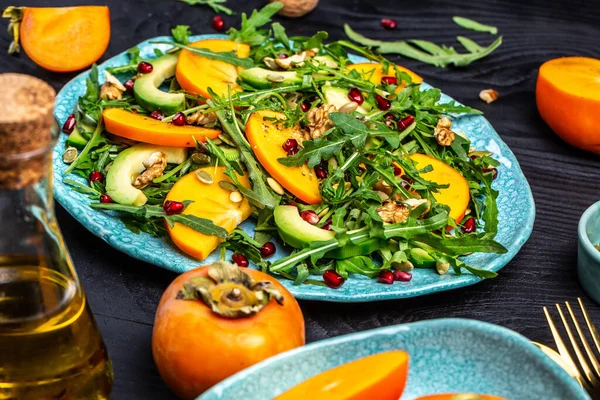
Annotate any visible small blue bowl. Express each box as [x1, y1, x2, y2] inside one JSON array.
[[578, 201, 600, 304]]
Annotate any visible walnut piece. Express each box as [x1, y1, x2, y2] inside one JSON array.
[[100, 71, 126, 101], [306, 104, 337, 139], [187, 110, 217, 127], [479, 89, 499, 104], [132, 152, 167, 189], [434, 117, 455, 147], [377, 201, 410, 224]]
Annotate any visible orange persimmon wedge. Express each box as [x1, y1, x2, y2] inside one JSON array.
[[103, 108, 220, 147], [176, 39, 251, 99], [415, 394, 507, 400], [409, 153, 470, 223], [165, 167, 253, 260], [346, 63, 423, 90], [246, 110, 321, 204], [19, 6, 110, 72], [275, 351, 409, 400], [536, 57, 600, 153]]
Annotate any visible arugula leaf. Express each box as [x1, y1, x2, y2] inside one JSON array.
[[172, 25, 192, 44], [151, 42, 254, 68], [227, 3, 283, 45], [305, 31, 328, 50], [383, 212, 449, 239], [336, 256, 381, 278], [456, 36, 483, 53], [272, 22, 291, 50], [412, 234, 507, 255], [106, 47, 142, 75], [177, 0, 234, 15], [452, 16, 498, 35]]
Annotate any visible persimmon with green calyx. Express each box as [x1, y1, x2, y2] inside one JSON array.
[[176, 39, 250, 99], [409, 153, 470, 224], [415, 394, 507, 400], [3, 6, 110, 72], [102, 108, 221, 147], [275, 351, 409, 400], [153, 261, 305, 399], [246, 110, 321, 204], [165, 166, 253, 260]]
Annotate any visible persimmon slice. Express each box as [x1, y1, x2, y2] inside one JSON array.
[[20, 6, 110, 72], [246, 110, 321, 204], [103, 108, 220, 147], [175, 39, 250, 99], [275, 351, 409, 400], [346, 63, 423, 90]]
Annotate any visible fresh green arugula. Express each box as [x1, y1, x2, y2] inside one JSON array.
[[151, 42, 254, 68], [177, 0, 234, 15], [452, 16, 498, 35]]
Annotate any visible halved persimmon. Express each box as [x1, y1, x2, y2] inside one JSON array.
[[176, 39, 250, 99], [103, 108, 220, 147], [165, 166, 253, 260], [409, 153, 470, 223], [536, 57, 600, 153], [346, 63, 423, 90], [275, 351, 409, 400], [246, 110, 321, 204]]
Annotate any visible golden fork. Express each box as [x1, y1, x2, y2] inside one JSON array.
[[544, 298, 600, 398]]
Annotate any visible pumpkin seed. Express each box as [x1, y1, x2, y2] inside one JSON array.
[[267, 74, 285, 83], [218, 181, 238, 192], [263, 57, 279, 70], [338, 102, 358, 113], [317, 207, 330, 218], [191, 152, 211, 164], [266, 177, 284, 195], [229, 191, 243, 203], [195, 170, 213, 184], [218, 134, 235, 147], [62, 147, 78, 164]]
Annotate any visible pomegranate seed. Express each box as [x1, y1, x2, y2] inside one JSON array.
[[232, 253, 249, 267], [347, 88, 364, 105], [323, 270, 344, 289], [99, 194, 113, 203], [470, 154, 480, 160], [62, 114, 76, 134], [314, 165, 328, 179], [322, 223, 333, 231], [287, 147, 299, 156], [384, 113, 395, 120], [172, 112, 186, 126], [378, 270, 394, 284], [124, 79, 135, 93], [398, 115, 415, 130], [278, 53, 288, 59], [282, 138, 298, 152], [393, 165, 403, 176], [393, 270, 412, 282], [301, 100, 310, 112], [260, 242, 276, 257], [149, 111, 164, 121], [462, 217, 476, 234], [88, 171, 103, 183], [300, 210, 319, 225], [381, 18, 398, 30], [375, 94, 391, 111], [137, 61, 153, 74], [381, 76, 398, 85], [163, 200, 184, 215], [132, 109, 139, 114], [483, 167, 498, 180], [212, 16, 225, 31]]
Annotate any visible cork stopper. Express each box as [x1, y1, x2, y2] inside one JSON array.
[[0, 73, 56, 189]]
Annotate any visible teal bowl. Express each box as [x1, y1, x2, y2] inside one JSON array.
[[578, 201, 600, 304]]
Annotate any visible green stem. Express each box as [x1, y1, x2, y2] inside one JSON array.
[[65, 118, 104, 174]]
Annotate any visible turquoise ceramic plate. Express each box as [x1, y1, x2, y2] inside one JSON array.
[[53, 35, 535, 302], [197, 319, 587, 400]]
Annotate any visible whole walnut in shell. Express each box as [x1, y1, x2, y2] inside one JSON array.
[[270, 0, 319, 17]]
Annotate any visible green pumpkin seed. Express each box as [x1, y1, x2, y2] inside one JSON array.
[[195, 170, 213, 184], [62, 147, 78, 164], [218, 181, 238, 192]]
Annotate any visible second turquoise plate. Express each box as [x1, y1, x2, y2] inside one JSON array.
[[53, 35, 535, 302]]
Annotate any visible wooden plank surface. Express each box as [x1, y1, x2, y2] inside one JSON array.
[[1, 0, 599, 398]]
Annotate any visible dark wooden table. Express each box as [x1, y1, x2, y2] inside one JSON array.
[[1, 0, 600, 398]]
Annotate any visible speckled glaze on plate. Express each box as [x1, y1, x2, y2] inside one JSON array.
[[53, 35, 535, 302], [197, 319, 587, 400]]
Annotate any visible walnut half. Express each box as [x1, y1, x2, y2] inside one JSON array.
[[377, 201, 410, 224], [306, 104, 337, 139], [100, 71, 126, 101], [132, 152, 167, 189], [434, 117, 455, 147]]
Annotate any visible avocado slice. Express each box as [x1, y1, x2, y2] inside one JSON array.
[[274, 205, 335, 249], [133, 53, 185, 114], [106, 144, 187, 206], [409, 247, 436, 268], [314, 55, 339, 69], [67, 125, 89, 148], [239, 67, 302, 90], [322, 85, 370, 114]]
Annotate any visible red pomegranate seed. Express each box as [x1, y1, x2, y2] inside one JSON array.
[[62, 114, 76, 134], [470, 154, 480, 160], [462, 217, 476, 234], [137, 61, 153, 74], [132, 109, 139, 114], [381, 76, 398, 85], [323, 270, 344, 289], [287, 147, 299, 156], [89, 171, 103, 183], [124, 79, 135, 93], [149, 111, 164, 121], [375, 94, 391, 111], [347, 88, 364, 105], [393, 270, 412, 282], [282, 138, 298, 152], [172, 112, 186, 126], [232, 253, 249, 267], [381, 18, 398, 30], [314, 165, 328, 179], [378, 270, 394, 284], [301, 100, 310, 112], [99, 194, 113, 203], [398, 115, 415, 130], [393, 165, 403, 176], [300, 210, 319, 225], [163, 200, 184, 215], [322, 223, 333, 231], [278, 53, 288, 59], [483, 167, 498, 180], [260, 242, 276, 257], [212, 16, 225, 31]]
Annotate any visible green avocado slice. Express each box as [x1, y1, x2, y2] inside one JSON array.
[[239, 67, 302, 90], [322, 85, 371, 114], [274, 205, 335, 249], [133, 53, 185, 114]]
